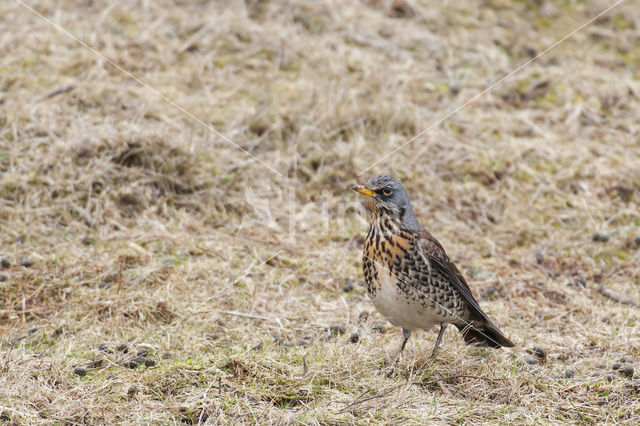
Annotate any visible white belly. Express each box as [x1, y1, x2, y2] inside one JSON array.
[[370, 270, 442, 331]]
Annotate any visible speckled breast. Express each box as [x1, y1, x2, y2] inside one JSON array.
[[361, 218, 465, 330]]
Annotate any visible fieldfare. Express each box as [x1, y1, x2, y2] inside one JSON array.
[[353, 175, 513, 372]]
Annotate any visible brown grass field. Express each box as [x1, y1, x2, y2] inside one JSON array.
[[1, 0, 640, 423]]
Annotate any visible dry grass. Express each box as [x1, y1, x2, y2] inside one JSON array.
[[1, 0, 640, 423]]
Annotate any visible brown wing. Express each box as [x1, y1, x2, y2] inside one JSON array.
[[417, 230, 486, 319], [417, 229, 515, 348]]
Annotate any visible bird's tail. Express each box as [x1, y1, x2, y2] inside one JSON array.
[[455, 320, 514, 348]]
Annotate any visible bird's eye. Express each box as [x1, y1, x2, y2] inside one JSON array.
[[382, 186, 392, 195]]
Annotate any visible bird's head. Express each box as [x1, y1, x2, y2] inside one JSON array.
[[352, 175, 419, 228]]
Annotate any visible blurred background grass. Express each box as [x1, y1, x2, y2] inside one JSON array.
[[1, 0, 640, 423]]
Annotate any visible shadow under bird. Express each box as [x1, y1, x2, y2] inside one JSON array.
[[352, 175, 514, 373]]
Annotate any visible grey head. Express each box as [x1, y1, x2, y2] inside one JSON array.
[[352, 175, 420, 229]]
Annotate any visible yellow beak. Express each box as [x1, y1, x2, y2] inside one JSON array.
[[352, 185, 375, 197]]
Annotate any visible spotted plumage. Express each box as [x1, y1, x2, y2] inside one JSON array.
[[353, 175, 513, 370]]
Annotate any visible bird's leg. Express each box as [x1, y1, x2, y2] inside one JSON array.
[[386, 328, 411, 377], [431, 323, 448, 358]]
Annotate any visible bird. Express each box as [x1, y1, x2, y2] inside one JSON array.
[[352, 175, 513, 373]]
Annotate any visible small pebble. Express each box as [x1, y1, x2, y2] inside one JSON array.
[[612, 363, 621, 371], [342, 281, 354, 292], [576, 278, 587, 288], [592, 233, 610, 243], [373, 322, 386, 333], [162, 352, 173, 359], [127, 385, 138, 396], [0, 274, 7, 282], [116, 343, 129, 353], [635, 236, 640, 246], [535, 251, 544, 265], [327, 325, 346, 335], [618, 364, 634, 378], [349, 332, 360, 344], [605, 374, 614, 383], [526, 358, 538, 365], [28, 327, 38, 334], [532, 346, 547, 360], [74, 367, 87, 377], [124, 361, 139, 369], [137, 349, 149, 357], [15, 236, 24, 244], [20, 259, 33, 268], [98, 343, 109, 352], [1, 258, 10, 269], [563, 369, 575, 379], [139, 357, 156, 367]]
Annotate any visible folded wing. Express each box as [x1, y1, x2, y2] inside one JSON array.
[[417, 230, 514, 348]]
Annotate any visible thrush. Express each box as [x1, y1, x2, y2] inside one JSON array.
[[353, 175, 513, 371]]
